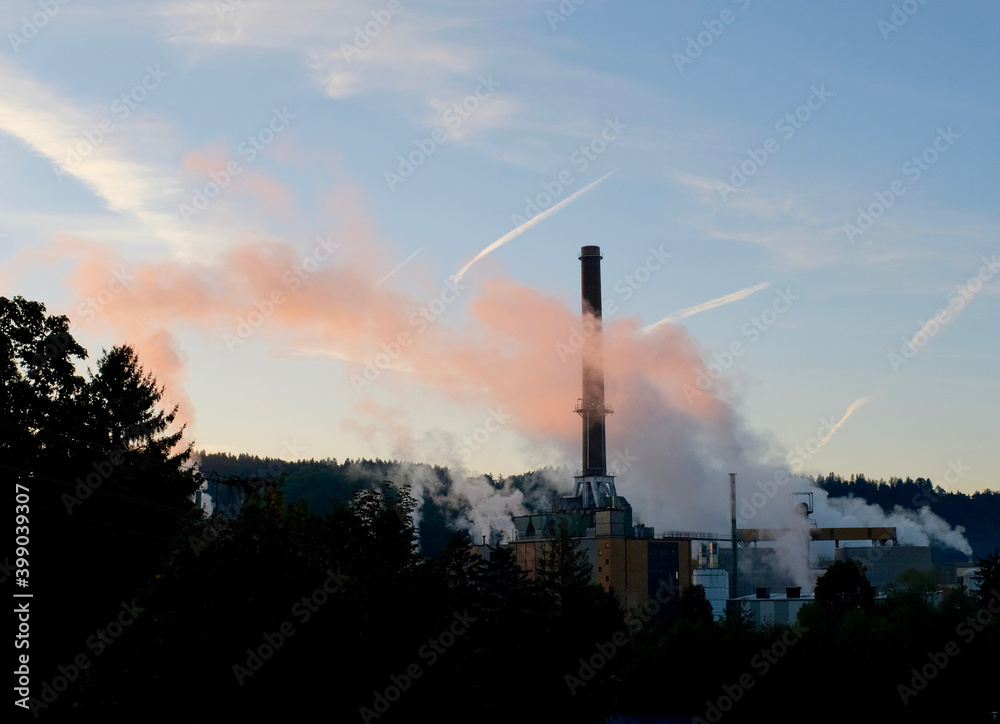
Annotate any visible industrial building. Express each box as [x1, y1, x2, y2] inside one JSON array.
[[476, 246, 692, 619], [477, 246, 935, 624], [835, 544, 932, 591], [731, 587, 815, 627]]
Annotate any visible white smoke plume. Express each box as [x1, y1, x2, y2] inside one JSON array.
[[814, 488, 972, 555], [343, 459, 529, 546], [772, 505, 815, 593]]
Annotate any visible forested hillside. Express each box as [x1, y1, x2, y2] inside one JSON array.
[[196, 453, 999, 559], [197, 452, 562, 555]]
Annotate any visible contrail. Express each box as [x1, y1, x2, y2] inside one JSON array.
[[904, 283, 973, 350], [375, 247, 423, 287], [641, 281, 770, 334], [451, 170, 616, 283], [806, 395, 877, 460]]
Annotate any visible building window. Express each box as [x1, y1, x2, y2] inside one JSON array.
[[605, 559, 609, 565], [598, 566, 602, 572], [605, 576, 609, 582]]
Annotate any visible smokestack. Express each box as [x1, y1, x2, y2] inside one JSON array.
[[730, 473, 739, 602], [578, 245, 609, 476], [561, 246, 623, 513]]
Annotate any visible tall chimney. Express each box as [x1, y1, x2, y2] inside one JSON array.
[[730, 472, 739, 602], [578, 245, 608, 476]]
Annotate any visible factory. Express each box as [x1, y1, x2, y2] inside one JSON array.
[[473, 246, 692, 620], [477, 246, 932, 624]]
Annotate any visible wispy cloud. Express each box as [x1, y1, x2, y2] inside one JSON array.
[[0, 58, 192, 251], [452, 170, 614, 283], [155, 1, 480, 110], [642, 281, 770, 334]]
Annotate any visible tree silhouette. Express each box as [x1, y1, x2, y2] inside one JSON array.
[[0, 295, 88, 474], [972, 547, 1000, 605], [814, 558, 875, 622], [678, 583, 715, 625], [536, 519, 593, 610], [2, 296, 201, 717]]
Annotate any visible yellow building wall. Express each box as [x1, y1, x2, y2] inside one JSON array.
[[679, 540, 693, 591], [506, 536, 692, 614]]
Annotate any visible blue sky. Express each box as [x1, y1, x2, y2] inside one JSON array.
[[1, 0, 997, 499]]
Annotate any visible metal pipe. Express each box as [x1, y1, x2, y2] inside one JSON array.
[[730, 473, 738, 601]]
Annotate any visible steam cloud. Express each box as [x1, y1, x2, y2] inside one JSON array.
[[6, 182, 972, 562]]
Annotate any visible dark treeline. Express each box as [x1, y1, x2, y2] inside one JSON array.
[[2, 297, 202, 719], [69, 481, 1000, 721], [5, 295, 999, 721], [621, 555, 1000, 721], [74, 481, 631, 720], [198, 451, 563, 555], [198, 452, 1000, 560]]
